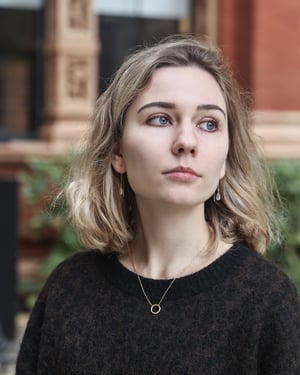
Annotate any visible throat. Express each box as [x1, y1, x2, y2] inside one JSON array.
[[124, 237, 231, 280]]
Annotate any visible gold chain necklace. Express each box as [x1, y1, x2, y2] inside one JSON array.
[[131, 250, 203, 315], [136, 271, 176, 314]]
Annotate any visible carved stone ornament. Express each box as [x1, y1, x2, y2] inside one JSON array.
[[68, 0, 88, 30], [66, 57, 88, 98]]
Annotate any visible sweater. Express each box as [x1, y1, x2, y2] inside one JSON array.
[[16, 242, 300, 374]]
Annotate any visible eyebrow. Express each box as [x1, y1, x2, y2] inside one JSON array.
[[137, 102, 175, 113], [137, 101, 227, 118], [197, 104, 226, 118]]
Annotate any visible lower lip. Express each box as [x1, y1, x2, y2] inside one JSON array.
[[164, 172, 199, 182]]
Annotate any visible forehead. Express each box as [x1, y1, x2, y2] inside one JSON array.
[[134, 65, 226, 109]]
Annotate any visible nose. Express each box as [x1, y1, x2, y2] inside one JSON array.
[[171, 123, 198, 156]]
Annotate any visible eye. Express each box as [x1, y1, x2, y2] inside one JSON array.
[[199, 119, 218, 132], [147, 115, 171, 126]]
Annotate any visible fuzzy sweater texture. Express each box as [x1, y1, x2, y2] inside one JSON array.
[[16, 242, 300, 374]]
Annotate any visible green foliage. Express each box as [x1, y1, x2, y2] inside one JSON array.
[[267, 160, 300, 290], [19, 153, 80, 277]]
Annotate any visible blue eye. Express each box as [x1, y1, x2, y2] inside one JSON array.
[[148, 115, 170, 126], [200, 119, 218, 132]]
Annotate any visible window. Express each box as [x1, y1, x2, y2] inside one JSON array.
[[96, 0, 191, 93], [0, 6, 44, 139]]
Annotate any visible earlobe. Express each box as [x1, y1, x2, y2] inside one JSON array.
[[219, 161, 226, 179], [111, 153, 126, 174]]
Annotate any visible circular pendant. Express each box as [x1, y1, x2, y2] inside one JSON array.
[[150, 304, 161, 314]]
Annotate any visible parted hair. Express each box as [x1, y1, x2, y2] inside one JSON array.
[[65, 35, 281, 254]]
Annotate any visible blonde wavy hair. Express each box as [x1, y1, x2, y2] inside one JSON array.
[[65, 35, 281, 254]]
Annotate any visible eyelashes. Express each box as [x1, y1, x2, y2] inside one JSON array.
[[146, 114, 220, 132], [199, 119, 218, 132], [147, 115, 171, 126]]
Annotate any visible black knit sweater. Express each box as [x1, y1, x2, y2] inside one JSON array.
[[16, 243, 300, 374]]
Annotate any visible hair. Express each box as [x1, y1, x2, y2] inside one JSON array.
[[65, 34, 282, 254]]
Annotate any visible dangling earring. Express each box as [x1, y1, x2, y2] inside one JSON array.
[[214, 187, 221, 202], [119, 174, 124, 197]]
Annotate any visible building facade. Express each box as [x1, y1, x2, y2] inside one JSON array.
[[1, 0, 300, 163], [0, 0, 299, 292]]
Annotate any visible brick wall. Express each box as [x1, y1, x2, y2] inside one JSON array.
[[218, 0, 300, 111], [253, 0, 300, 110]]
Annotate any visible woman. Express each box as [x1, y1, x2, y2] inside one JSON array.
[[17, 35, 300, 374]]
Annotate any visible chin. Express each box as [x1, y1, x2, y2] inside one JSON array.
[[158, 196, 205, 208]]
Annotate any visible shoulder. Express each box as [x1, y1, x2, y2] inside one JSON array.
[[53, 249, 108, 271], [239, 242, 295, 286], [234, 242, 299, 308], [57, 249, 108, 268], [43, 250, 112, 290]]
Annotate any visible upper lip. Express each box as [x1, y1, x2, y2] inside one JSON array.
[[163, 166, 200, 176]]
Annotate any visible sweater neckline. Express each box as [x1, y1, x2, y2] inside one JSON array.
[[101, 242, 252, 301]]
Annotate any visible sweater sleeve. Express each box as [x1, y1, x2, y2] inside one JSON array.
[[15, 262, 64, 374], [15, 251, 98, 374], [258, 281, 300, 374], [15, 286, 48, 374]]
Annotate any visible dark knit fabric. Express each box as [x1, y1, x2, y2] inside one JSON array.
[[16, 242, 300, 374]]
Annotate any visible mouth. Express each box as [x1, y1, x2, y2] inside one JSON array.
[[163, 166, 201, 181], [164, 166, 200, 176]]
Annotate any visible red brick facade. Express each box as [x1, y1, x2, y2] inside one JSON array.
[[217, 0, 300, 158], [253, 0, 300, 110], [218, 0, 300, 111]]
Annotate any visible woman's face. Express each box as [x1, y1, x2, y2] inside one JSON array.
[[112, 65, 229, 209]]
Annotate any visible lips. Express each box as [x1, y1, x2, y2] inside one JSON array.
[[164, 166, 200, 177], [163, 166, 200, 181]]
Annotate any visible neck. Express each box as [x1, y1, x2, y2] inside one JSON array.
[[128, 202, 220, 279]]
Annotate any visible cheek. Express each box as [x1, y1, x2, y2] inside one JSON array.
[[122, 150, 154, 195], [207, 143, 228, 179], [121, 138, 154, 175], [121, 128, 163, 168]]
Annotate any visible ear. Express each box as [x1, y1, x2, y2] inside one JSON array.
[[219, 160, 226, 179], [111, 144, 126, 174]]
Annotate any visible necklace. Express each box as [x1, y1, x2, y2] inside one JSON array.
[[136, 271, 176, 314], [131, 250, 203, 315]]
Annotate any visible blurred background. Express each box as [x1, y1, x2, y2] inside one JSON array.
[[0, 0, 300, 372]]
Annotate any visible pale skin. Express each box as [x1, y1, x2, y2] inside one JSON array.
[[112, 65, 231, 280]]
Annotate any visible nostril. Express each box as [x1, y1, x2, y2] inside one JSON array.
[[178, 147, 185, 153], [175, 146, 196, 155]]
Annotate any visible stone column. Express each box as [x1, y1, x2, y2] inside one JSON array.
[[40, 0, 99, 143], [192, 0, 219, 43]]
